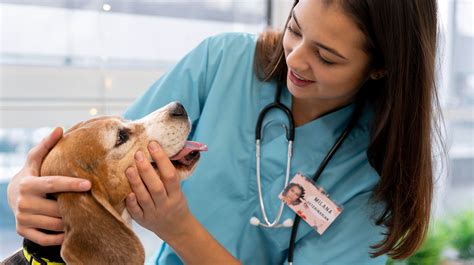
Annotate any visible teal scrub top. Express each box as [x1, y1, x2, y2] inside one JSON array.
[[124, 32, 388, 265]]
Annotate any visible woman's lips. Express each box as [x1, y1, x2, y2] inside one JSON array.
[[288, 70, 315, 87]]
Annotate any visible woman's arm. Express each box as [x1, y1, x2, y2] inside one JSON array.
[[125, 141, 240, 265], [7, 127, 91, 246], [162, 211, 240, 265]]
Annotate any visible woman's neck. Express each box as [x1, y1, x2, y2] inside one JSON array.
[[291, 96, 354, 127]]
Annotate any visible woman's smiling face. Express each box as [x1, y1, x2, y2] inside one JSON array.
[[283, 0, 372, 108]]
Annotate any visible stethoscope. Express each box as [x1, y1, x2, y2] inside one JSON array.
[[250, 84, 364, 265]]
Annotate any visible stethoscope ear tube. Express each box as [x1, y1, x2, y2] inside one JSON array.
[[255, 105, 294, 142], [286, 99, 365, 264], [255, 84, 295, 141]]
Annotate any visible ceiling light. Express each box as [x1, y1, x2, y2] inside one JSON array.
[[102, 4, 111, 12], [89, 108, 98, 116]]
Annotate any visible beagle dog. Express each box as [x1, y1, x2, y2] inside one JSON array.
[[2, 102, 207, 265]]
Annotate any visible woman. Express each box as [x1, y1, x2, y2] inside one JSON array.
[[7, 0, 441, 264]]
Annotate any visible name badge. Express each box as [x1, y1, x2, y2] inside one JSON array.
[[278, 173, 343, 235]]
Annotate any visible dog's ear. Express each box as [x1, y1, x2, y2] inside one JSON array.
[[57, 183, 145, 265]]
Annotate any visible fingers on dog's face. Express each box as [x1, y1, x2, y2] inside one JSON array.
[[125, 193, 143, 220], [148, 142, 180, 197], [126, 166, 156, 210], [134, 151, 167, 198]]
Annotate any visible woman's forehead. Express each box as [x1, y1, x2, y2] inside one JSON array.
[[293, 0, 367, 57]]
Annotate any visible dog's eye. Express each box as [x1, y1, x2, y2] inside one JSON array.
[[115, 128, 130, 147]]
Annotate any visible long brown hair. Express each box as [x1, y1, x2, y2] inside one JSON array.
[[254, 0, 442, 260]]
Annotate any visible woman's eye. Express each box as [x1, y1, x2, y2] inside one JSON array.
[[316, 50, 335, 65], [115, 128, 130, 147], [318, 55, 334, 65], [287, 25, 301, 37], [287, 23, 336, 66]]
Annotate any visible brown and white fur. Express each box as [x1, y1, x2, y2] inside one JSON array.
[[7, 102, 201, 265]]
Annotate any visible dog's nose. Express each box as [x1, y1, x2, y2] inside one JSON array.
[[170, 102, 187, 118]]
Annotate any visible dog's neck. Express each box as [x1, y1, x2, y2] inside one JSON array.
[[23, 234, 64, 263], [23, 193, 64, 263]]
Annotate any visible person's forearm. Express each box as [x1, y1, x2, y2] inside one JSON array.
[[164, 215, 241, 265]]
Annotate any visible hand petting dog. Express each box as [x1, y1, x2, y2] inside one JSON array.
[[126, 141, 193, 243], [7, 127, 91, 246]]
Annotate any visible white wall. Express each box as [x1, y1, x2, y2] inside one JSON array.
[[0, 2, 265, 129], [0, 65, 163, 128]]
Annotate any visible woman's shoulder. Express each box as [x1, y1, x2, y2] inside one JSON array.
[[202, 32, 258, 61], [204, 32, 258, 47], [194, 32, 260, 87]]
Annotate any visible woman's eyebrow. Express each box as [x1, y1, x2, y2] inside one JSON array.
[[291, 10, 348, 61]]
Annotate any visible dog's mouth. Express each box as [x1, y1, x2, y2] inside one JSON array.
[[150, 141, 208, 170]]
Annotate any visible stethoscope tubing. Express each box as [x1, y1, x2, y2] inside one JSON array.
[[254, 84, 295, 228], [255, 139, 293, 227], [255, 85, 295, 141]]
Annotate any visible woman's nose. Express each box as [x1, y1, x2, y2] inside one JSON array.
[[286, 43, 310, 72]]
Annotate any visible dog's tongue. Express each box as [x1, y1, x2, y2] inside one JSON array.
[[170, 141, 208, 161]]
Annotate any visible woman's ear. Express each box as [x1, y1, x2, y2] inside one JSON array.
[[369, 69, 387, 80]]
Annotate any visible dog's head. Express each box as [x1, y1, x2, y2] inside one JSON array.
[[40, 102, 206, 265]]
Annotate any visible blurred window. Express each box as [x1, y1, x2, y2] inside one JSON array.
[[0, 1, 268, 259], [443, 0, 474, 214], [0, 0, 266, 68]]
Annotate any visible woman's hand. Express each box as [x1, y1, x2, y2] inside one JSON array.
[[126, 141, 240, 264], [7, 127, 91, 246], [125, 141, 191, 243]]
